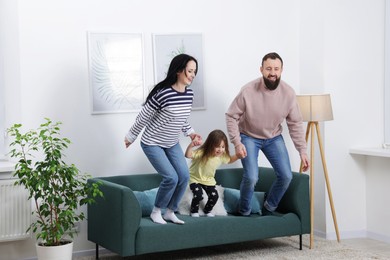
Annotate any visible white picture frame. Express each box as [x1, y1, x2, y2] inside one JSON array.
[[152, 33, 205, 110], [87, 32, 145, 114]]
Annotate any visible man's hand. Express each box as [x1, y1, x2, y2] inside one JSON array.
[[235, 143, 247, 159], [300, 154, 310, 172]]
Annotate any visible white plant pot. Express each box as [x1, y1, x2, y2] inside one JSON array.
[[36, 241, 73, 260]]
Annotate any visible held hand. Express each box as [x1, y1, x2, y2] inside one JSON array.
[[192, 136, 202, 146], [124, 138, 132, 149], [235, 144, 247, 159], [300, 154, 310, 172], [190, 133, 203, 146], [191, 139, 200, 147]]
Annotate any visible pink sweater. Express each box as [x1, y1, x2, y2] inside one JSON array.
[[225, 77, 307, 156]]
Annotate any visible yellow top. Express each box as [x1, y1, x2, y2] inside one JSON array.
[[189, 150, 230, 186]]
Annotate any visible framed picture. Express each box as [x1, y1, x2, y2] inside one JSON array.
[[87, 32, 145, 114], [152, 34, 205, 110]]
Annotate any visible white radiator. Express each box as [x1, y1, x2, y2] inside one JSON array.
[[0, 179, 31, 242]]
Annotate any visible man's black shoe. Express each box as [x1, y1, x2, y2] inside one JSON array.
[[262, 208, 283, 216], [262, 208, 273, 216]]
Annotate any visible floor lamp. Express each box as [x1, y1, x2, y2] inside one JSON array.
[[296, 94, 340, 249]]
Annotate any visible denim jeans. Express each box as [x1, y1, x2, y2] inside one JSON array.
[[239, 134, 292, 214], [141, 142, 189, 211]]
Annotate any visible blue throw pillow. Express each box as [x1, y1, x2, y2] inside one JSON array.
[[223, 187, 265, 215], [133, 188, 158, 217]]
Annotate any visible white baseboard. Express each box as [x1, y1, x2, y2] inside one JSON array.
[[72, 247, 111, 258], [314, 228, 390, 243], [366, 231, 390, 243]]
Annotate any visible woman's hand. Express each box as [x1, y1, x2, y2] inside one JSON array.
[[124, 138, 132, 148]]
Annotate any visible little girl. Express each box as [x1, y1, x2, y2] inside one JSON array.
[[185, 129, 239, 217]]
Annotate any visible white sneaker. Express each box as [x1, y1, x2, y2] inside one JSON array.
[[191, 213, 200, 217], [206, 213, 215, 217]]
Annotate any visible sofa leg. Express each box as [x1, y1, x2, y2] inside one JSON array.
[[299, 235, 302, 250], [96, 243, 99, 259]]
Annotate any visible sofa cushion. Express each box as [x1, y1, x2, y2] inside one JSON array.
[[178, 185, 227, 216], [223, 187, 265, 215], [133, 188, 158, 217]]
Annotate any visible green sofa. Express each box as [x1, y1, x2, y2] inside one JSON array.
[[87, 167, 310, 258]]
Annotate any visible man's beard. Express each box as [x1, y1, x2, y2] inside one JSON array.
[[264, 76, 280, 90]]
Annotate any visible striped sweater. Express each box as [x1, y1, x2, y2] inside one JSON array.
[[126, 86, 195, 148]]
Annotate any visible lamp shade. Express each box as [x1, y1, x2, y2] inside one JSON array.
[[296, 94, 334, 122]]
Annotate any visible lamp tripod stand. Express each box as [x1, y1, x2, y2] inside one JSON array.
[[300, 121, 340, 249]]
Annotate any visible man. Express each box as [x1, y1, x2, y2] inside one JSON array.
[[225, 52, 310, 215]]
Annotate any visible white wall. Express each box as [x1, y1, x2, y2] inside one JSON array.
[[323, 0, 385, 240], [0, 0, 388, 259], [297, 0, 386, 241]]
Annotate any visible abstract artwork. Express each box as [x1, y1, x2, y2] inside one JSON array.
[[88, 32, 144, 114]]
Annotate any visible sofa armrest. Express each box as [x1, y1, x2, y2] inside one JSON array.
[[87, 178, 142, 256], [277, 172, 310, 234]]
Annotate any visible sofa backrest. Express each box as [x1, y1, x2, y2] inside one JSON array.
[[97, 167, 291, 192], [99, 174, 162, 191], [215, 167, 277, 192]]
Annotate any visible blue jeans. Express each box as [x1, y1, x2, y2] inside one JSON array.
[[141, 142, 189, 211], [239, 134, 292, 214]]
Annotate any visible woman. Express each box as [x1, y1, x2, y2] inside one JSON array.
[[125, 54, 202, 224]]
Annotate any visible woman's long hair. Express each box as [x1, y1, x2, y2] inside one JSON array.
[[145, 53, 198, 103], [197, 129, 230, 165]]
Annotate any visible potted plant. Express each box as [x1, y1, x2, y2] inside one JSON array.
[[7, 118, 103, 260]]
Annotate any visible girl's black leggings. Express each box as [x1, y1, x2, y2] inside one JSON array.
[[189, 183, 219, 214]]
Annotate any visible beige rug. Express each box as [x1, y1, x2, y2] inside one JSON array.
[[76, 235, 385, 260]]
